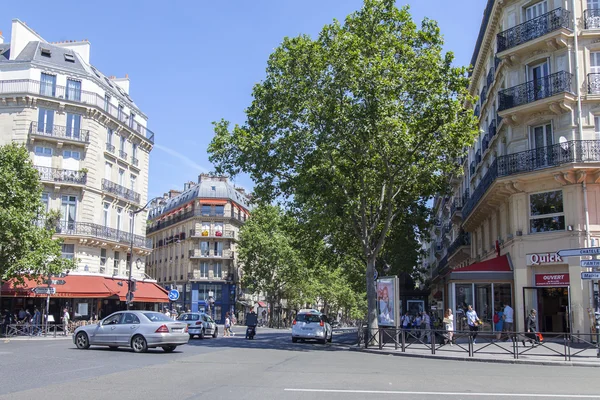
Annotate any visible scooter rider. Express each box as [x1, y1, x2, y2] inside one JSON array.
[[246, 308, 258, 339]]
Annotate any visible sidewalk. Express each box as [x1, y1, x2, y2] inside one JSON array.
[[2, 335, 72, 341], [351, 338, 600, 368]]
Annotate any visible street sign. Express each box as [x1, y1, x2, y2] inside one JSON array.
[[582, 272, 600, 280], [168, 289, 180, 301], [581, 260, 600, 268], [45, 279, 66, 285], [33, 287, 56, 295], [557, 247, 600, 257]]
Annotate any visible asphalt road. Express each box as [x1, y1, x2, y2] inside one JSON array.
[[1, 326, 599, 400]]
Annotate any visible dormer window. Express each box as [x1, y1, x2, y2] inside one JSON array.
[[40, 47, 51, 57], [64, 53, 75, 62]]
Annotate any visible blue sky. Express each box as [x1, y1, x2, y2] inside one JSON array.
[[3, 0, 485, 198]]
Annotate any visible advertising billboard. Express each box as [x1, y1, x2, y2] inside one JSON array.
[[376, 277, 398, 327]]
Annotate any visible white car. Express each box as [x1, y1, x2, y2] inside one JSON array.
[[177, 312, 218, 339], [291, 309, 332, 344]]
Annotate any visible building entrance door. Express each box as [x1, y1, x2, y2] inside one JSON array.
[[523, 287, 570, 334]]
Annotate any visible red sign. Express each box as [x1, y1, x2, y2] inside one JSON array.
[[535, 273, 570, 287]]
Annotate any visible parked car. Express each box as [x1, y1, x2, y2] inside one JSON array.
[[177, 312, 218, 339], [291, 309, 332, 344], [73, 311, 189, 353]]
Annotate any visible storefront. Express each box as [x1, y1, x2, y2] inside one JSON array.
[[447, 255, 514, 332], [190, 282, 235, 323]]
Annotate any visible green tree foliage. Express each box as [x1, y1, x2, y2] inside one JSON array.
[[0, 143, 74, 284], [209, 0, 477, 332]]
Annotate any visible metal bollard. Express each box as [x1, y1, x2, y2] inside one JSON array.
[[431, 330, 436, 355], [401, 329, 406, 352], [395, 328, 398, 350], [468, 334, 473, 357], [379, 329, 383, 350]]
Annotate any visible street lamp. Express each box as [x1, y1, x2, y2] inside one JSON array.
[[127, 196, 163, 310]]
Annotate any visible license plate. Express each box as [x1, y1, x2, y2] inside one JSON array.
[[302, 328, 313, 331], [172, 328, 183, 333]]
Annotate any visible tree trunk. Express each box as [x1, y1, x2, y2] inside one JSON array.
[[366, 255, 379, 342]]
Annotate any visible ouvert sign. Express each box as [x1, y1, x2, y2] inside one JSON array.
[[526, 252, 564, 266]]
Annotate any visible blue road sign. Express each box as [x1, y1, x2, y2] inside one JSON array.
[[168, 289, 180, 301]]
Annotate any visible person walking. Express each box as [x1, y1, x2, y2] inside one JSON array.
[[224, 312, 231, 337], [443, 308, 454, 346], [466, 305, 480, 344], [422, 312, 432, 344], [62, 308, 70, 336], [32, 307, 41, 336], [523, 309, 539, 347], [494, 306, 504, 341], [502, 302, 514, 341]]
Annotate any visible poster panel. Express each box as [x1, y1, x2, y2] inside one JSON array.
[[376, 277, 396, 326]]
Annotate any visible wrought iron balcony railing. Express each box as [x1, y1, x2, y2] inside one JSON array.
[[584, 8, 600, 29], [106, 143, 115, 153], [450, 198, 463, 217], [488, 119, 497, 138], [462, 140, 600, 220], [35, 166, 87, 185], [497, 8, 571, 52], [470, 161, 475, 177], [51, 221, 151, 248], [447, 233, 471, 257], [30, 122, 89, 143], [482, 135, 490, 154], [146, 209, 243, 234], [119, 150, 128, 159], [0, 79, 155, 143], [498, 71, 573, 111], [587, 73, 600, 95], [486, 67, 495, 90], [475, 149, 482, 165], [188, 249, 234, 259], [101, 178, 140, 203], [190, 229, 235, 238], [480, 86, 487, 104]]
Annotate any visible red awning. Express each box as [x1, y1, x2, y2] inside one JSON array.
[[453, 255, 511, 273], [1, 275, 168, 303], [198, 199, 228, 205], [1, 275, 118, 298]]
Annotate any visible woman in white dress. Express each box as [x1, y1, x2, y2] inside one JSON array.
[[443, 308, 454, 346]]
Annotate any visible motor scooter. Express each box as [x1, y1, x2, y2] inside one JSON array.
[[246, 325, 256, 339]]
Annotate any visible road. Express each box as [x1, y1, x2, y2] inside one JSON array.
[[1, 326, 599, 400]]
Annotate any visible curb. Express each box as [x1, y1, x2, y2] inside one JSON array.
[[348, 346, 600, 368], [2, 336, 72, 342]]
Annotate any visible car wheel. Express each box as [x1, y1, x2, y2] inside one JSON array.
[[212, 327, 218, 338], [189, 334, 195, 340], [109, 346, 119, 350], [131, 335, 148, 353], [292, 337, 298, 343], [75, 332, 90, 349], [162, 345, 177, 353], [319, 338, 327, 344], [327, 333, 332, 343], [199, 329, 205, 339]]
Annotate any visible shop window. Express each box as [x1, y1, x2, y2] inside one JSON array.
[[529, 190, 565, 233], [100, 249, 106, 266], [61, 244, 75, 260]]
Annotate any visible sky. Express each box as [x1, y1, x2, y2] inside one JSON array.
[[3, 0, 486, 199]]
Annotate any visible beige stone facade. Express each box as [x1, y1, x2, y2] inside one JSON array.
[[427, 0, 600, 335], [0, 20, 154, 280]]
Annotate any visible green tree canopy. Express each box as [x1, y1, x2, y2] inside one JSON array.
[[0, 143, 74, 284], [209, 0, 477, 331]]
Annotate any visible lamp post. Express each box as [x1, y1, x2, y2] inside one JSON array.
[[127, 196, 163, 310]]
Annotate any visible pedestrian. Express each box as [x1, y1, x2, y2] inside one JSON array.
[[422, 311, 432, 343], [401, 312, 410, 332], [443, 308, 454, 346], [62, 307, 70, 336], [32, 307, 41, 336], [494, 306, 504, 341], [502, 302, 514, 341], [414, 313, 422, 338], [164, 308, 171, 319], [523, 309, 539, 347], [23, 309, 32, 335], [466, 305, 480, 344], [224, 312, 231, 337]]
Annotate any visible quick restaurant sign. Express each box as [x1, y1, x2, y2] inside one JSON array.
[[526, 252, 564, 266]]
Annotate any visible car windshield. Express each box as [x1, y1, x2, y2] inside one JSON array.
[[296, 314, 321, 323], [177, 314, 200, 321], [143, 312, 173, 322]]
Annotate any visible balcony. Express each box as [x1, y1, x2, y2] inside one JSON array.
[[0, 79, 155, 143], [447, 233, 471, 266], [190, 229, 235, 239], [475, 149, 481, 165], [51, 221, 151, 248], [486, 67, 495, 91], [101, 178, 140, 203], [188, 249, 234, 259], [131, 157, 139, 167], [35, 166, 87, 185], [482, 135, 490, 154], [146, 209, 244, 234], [496, 8, 571, 54], [498, 71, 574, 113], [450, 198, 463, 222], [119, 150, 128, 159], [463, 140, 600, 226], [470, 161, 475, 177], [584, 9, 600, 29], [29, 122, 89, 145], [106, 143, 115, 154]]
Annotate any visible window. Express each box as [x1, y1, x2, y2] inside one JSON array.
[[200, 262, 209, 278], [120, 136, 126, 152], [63, 150, 81, 160], [214, 242, 223, 256], [104, 94, 111, 112], [129, 112, 135, 128], [37, 108, 54, 133], [102, 202, 110, 227], [40, 48, 51, 57], [116, 207, 123, 231], [201, 205, 212, 215], [61, 244, 75, 260], [66, 79, 81, 101], [34, 146, 52, 156], [41, 192, 49, 212], [118, 168, 124, 186], [129, 212, 133, 234], [64, 53, 75, 62], [114, 251, 120, 275], [104, 77, 114, 88], [215, 205, 224, 216], [132, 143, 138, 159], [214, 262, 222, 278], [60, 195, 77, 229], [591, 52, 600, 94], [525, 1, 547, 21], [40, 73, 56, 97], [66, 113, 81, 138], [105, 162, 112, 180], [530, 190, 565, 233], [100, 248, 107, 266], [130, 175, 136, 191], [595, 116, 600, 140], [118, 104, 124, 121], [106, 128, 114, 146], [200, 241, 209, 256]]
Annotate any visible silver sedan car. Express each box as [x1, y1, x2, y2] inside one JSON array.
[[73, 311, 189, 353]]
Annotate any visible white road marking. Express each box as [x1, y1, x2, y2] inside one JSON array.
[[284, 389, 600, 398]]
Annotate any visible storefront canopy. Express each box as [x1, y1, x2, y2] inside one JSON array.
[[1, 275, 168, 303], [449, 255, 513, 280]]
